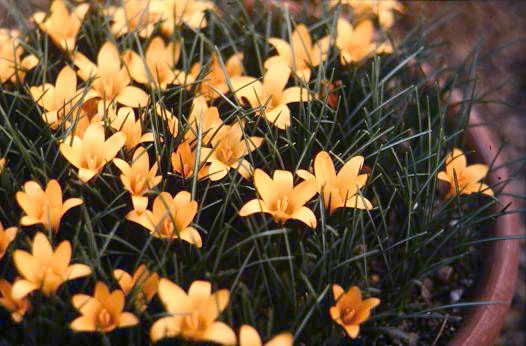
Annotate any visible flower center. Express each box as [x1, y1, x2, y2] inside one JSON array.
[[276, 196, 289, 213], [132, 174, 147, 194], [96, 308, 114, 330], [341, 307, 356, 325], [86, 154, 100, 171], [182, 311, 206, 338], [218, 144, 234, 163]]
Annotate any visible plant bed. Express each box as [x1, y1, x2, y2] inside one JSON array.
[[0, 0, 522, 345]]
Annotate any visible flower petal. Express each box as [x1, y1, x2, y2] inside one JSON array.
[[150, 316, 182, 342], [281, 86, 310, 105], [289, 206, 317, 228], [65, 264, 92, 280], [70, 315, 97, 332], [118, 312, 139, 328], [158, 278, 192, 314], [239, 199, 270, 217], [202, 321, 237, 345], [11, 279, 38, 301], [116, 86, 149, 108]]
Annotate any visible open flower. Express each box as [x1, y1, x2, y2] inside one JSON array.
[[109, 107, 155, 150], [239, 325, 293, 346], [200, 122, 263, 181], [265, 24, 330, 82], [0, 279, 31, 323], [185, 97, 223, 144], [70, 281, 139, 332], [107, 0, 161, 38], [30, 65, 81, 128], [150, 0, 216, 35], [0, 222, 17, 260], [126, 191, 202, 247], [232, 62, 310, 129], [16, 179, 83, 232], [32, 0, 89, 52], [437, 148, 494, 197], [202, 53, 245, 100], [331, 19, 376, 65], [125, 36, 183, 89], [113, 264, 159, 311], [60, 122, 126, 182], [330, 284, 380, 339], [0, 29, 39, 84], [113, 147, 162, 211], [150, 279, 235, 344], [329, 0, 403, 30], [171, 140, 209, 180], [297, 151, 372, 214], [74, 41, 149, 108], [239, 169, 318, 228], [11, 232, 92, 299]]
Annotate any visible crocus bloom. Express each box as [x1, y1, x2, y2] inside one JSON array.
[[113, 147, 162, 211], [437, 148, 494, 197], [32, 0, 89, 52], [185, 97, 223, 145], [199, 53, 245, 100], [109, 107, 155, 150], [125, 36, 183, 89], [11, 232, 92, 299], [150, 0, 216, 35], [171, 140, 209, 180], [239, 169, 318, 228], [30, 65, 81, 128], [113, 264, 159, 311], [0, 29, 38, 84], [200, 122, 263, 181], [265, 24, 330, 82], [330, 284, 380, 339], [239, 325, 293, 346], [331, 19, 376, 65], [74, 41, 149, 108], [329, 0, 403, 30], [0, 279, 31, 323], [70, 281, 139, 332], [150, 279, 236, 344], [16, 179, 83, 232], [232, 62, 310, 129], [297, 151, 372, 214], [0, 222, 17, 260], [60, 122, 126, 182], [107, 0, 161, 38], [126, 191, 202, 247]]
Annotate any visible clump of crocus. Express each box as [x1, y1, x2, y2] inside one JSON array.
[[0, 222, 17, 260], [0, 29, 38, 84], [239, 325, 293, 346], [150, 0, 216, 35], [126, 36, 183, 90], [437, 148, 494, 198], [265, 24, 330, 82], [330, 284, 380, 339], [0, 279, 31, 323], [11, 232, 92, 299], [232, 62, 310, 129], [239, 169, 318, 228], [113, 264, 159, 311], [74, 41, 149, 108], [150, 279, 236, 345], [70, 281, 139, 332], [329, 19, 376, 65], [201, 122, 263, 180], [30, 65, 81, 129], [107, 0, 160, 38], [171, 140, 209, 180], [32, 0, 89, 52], [15, 179, 83, 233], [113, 147, 162, 211], [126, 191, 202, 247], [109, 106, 155, 150], [297, 151, 372, 214], [59, 122, 126, 182]]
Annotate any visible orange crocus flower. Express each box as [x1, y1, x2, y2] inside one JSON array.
[[113, 264, 159, 311], [150, 0, 216, 35], [171, 140, 209, 180], [11, 232, 92, 299], [297, 151, 372, 214], [239, 169, 318, 228], [330, 284, 380, 339], [113, 147, 162, 211], [32, 0, 89, 52], [126, 191, 202, 247], [437, 148, 494, 198], [109, 107, 155, 150], [150, 279, 236, 345], [0, 29, 38, 84], [239, 325, 293, 346], [70, 281, 139, 332], [0, 279, 31, 323], [0, 221, 17, 260], [16, 179, 83, 232], [60, 122, 126, 182], [107, 0, 160, 38]]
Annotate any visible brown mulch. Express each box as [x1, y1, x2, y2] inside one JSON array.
[[1, 1, 525, 344]]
